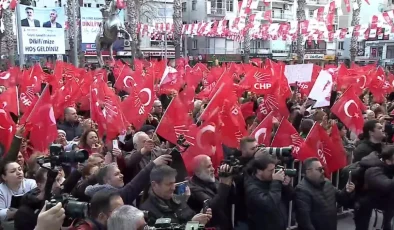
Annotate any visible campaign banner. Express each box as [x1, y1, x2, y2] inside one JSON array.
[[17, 4, 66, 55], [80, 7, 125, 51]]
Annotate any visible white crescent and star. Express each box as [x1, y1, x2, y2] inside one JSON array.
[[49, 107, 56, 124], [254, 128, 267, 143], [139, 88, 152, 107], [344, 100, 358, 118], [2, 102, 6, 109], [123, 76, 137, 88], [196, 125, 215, 153], [92, 88, 98, 95], [0, 72, 10, 80], [356, 75, 366, 89]]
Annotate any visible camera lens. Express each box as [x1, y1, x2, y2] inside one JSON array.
[[60, 150, 89, 164]]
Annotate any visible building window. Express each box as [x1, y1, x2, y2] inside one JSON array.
[[387, 46, 394, 59], [226, 0, 233, 11], [338, 41, 344, 50], [192, 40, 197, 49], [83, 3, 91, 7], [317, 41, 326, 49], [158, 7, 174, 17], [192, 0, 197, 10], [182, 2, 186, 12], [309, 10, 314, 18], [216, 0, 223, 8]]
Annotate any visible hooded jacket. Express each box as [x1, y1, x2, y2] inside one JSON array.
[[14, 188, 45, 230]]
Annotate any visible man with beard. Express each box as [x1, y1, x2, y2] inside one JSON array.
[[188, 155, 233, 229], [294, 157, 355, 230]]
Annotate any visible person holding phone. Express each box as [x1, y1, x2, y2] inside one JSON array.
[[140, 165, 212, 226], [188, 155, 233, 230]]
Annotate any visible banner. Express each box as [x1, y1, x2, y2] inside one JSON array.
[[80, 7, 125, 51], [17, 4, 66, 55]]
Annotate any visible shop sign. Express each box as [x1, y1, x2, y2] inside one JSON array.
[[304, 54, 324, 60]]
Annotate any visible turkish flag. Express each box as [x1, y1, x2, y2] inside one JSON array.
[[0, 86, 19, 116], [250, 111, 274, 147], [0, 108, 16, 154], [330, 86, 366, 135]]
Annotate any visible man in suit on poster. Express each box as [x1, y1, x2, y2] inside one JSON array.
[[43, 9, 62, 28], [21, 7, 40, 27]]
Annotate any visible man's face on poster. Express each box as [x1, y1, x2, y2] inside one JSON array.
[[26, 9, 34, 20], [50, 11, 57, 22]]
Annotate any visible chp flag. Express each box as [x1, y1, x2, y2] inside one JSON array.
[[17, 4, 66, 55]]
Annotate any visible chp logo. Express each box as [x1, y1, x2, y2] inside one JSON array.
[[253, 71, 272, 91]]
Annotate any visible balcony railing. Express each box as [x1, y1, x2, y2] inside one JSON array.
[[207, 7, 226, 16], [198, 48, 240, 54], [272, 12, 293, 20], [306, 0, 329, 5], [249, 48, 271, 54]]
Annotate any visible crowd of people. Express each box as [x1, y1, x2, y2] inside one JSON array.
[[0, 58, 393, 230]]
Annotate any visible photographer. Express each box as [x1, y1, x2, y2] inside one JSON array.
[[188, 155, 233, 229], [34, 202, 65, 230], [244, 154, 294, 230], [74, 191, 124, 230], [14, 167, 62, 230], [140, 165, 212, 226]]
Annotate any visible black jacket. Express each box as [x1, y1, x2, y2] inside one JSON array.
[[244, 174, 294, 230], [14, 188, 44, 230], [353, 140, 382, 163], [140, 191, 196, 226], [364, 154, 394, 210], [57, 121, 83, 141], [188, 176, 232, 230], [294, 178, 351, 230]]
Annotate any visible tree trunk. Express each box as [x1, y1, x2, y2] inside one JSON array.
[[350, 0, 361, 62], [173, 0, 182, 59], [3, 9, 14, 66], [243, 14, 251, 63], [296, 0, 306, 63], [126, 0, 138, 67]]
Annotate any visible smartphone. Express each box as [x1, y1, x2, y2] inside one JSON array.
[[203, 199, 209, 214], [112, 140, 119, 149], [348, 171, 352, 183], [174, 181, 187, 195]]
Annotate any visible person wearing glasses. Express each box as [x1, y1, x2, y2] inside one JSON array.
[[43, 10, 62, 28], [294, 157, 355, 230], [21, 7, 40, 27]]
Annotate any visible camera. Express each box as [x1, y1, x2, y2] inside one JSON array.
[[46, 194, 89, 226], [218, 153, 243, 177], [36, 144, 90, 226], [275, 165, 297, 177], [256, 145, 293, 159], [36, 144, 89, 167], [145, 218, 205, 230]]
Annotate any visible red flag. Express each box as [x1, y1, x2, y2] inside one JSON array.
[[0, 86, 19, 116], [330, 87, 366, 135], [271, 117, 304, 159], [302, 123, 347, 174], [250, 111, 274, 147], [0, 108, 16, 153], [24, 86, 58, 152]]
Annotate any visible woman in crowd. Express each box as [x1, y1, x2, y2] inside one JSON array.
[[78, 130, 102, 155], [0, 161, 37, 224]]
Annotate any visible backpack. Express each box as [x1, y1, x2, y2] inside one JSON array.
[[339, 151, 379, 191]]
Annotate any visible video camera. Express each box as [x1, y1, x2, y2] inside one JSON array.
[[218, 153, 243, 177], [146, 218, 204, 230], [37, 144, 90, 226], [36, 144, 89, 167], [275, 165, 297, 177]]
